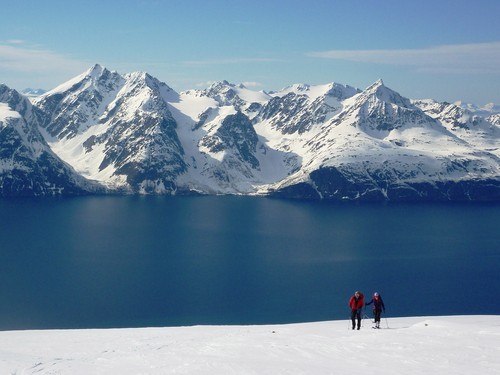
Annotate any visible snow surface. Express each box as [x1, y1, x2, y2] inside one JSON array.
[[1, 316, 499, 374], [274, 83, 329, 101], [0, 102, 21, 122], [229, 83, 271, 104]]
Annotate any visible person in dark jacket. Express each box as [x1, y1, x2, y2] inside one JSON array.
[[365, 292, 385, 329], [348, 291, 364, 330]]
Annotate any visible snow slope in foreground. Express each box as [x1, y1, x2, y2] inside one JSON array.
[[1, 316, 499, 374]]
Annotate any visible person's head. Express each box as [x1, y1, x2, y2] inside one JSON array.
[[374, 292, 379, 298], [355, 291, 360, 297]]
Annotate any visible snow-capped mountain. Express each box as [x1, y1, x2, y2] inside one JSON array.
[[267, 80, 500, 201], [34, 65, 187, 193], [191, 80, 271, 113], [453, 100, 500, 116], [0, 84, 102, 196], [32, 68, 289, 194], [256, 82, 359, 135], [21, 88, 47, 98], [2, 64, 499, 200]]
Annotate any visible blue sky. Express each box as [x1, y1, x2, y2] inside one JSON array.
[[1, 0, 500, 104]]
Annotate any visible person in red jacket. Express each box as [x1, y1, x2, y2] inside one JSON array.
[[348, 291, 364, 330]]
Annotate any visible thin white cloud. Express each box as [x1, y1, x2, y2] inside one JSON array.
[[194, 80, 263, 89], [4, 39, 26, 45], [242, 81, 263, 88], [307, 42, 500, 74], [195, 80, 217, 88], [0, 42, 89, 75], [184, 57, 279, 66]]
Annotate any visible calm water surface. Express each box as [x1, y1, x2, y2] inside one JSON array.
[[0, 196, 499, 330]]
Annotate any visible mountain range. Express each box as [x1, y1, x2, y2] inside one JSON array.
[[1, 64, 499, 201]]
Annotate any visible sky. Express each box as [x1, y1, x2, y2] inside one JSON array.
[[1, 0, 500, 105]]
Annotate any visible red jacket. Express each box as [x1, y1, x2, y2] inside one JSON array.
[[349, 293, 364, 311]]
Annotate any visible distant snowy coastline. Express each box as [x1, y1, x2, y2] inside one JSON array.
[[1, 315, 499, 374]]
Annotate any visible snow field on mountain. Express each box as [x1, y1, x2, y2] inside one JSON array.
[[1, 316, 499, 374], [228, 84, 271, 104], [0, 102, 22, 122], [169, 88, 295, 192]]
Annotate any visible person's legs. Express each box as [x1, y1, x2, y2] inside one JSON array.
[[374, 309, 381, 328]]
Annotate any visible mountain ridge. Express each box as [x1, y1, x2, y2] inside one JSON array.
[[1, 64, 499, 201], [0, 84, 103, 196]]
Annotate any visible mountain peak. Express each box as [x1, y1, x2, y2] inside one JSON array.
[[206, 80, 234, 91], [85, 64, 108, 79], [325, 82, 360, 101], [124, 71, 166, 88], [454, 100, 500, 115], [0, 85, 32, 116], [125, 71, 148, 80], [278, 83, 311, 94], [360, 79, 414, 108], [0, 83, 11, 94], [365, 79, 385, 92]]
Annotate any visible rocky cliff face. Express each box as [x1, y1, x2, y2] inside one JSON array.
[[0, 84, 102, 196], [33, 65, 187, 193]]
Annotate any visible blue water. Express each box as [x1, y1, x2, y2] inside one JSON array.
[[0, 196, 499, 330]]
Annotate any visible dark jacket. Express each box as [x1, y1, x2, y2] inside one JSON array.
[[366, 295, 385, 311]]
